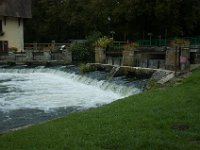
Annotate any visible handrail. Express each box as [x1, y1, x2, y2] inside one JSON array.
[[24, 42, 71, 51], [24, 37, 200, 52], [136, 36, 200, 47]]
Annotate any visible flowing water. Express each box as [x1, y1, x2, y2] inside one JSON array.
[[0, 65, 146, 132]]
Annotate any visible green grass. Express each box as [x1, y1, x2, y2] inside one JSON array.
[[0, 69, 200, 150]]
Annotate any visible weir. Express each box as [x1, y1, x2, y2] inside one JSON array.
[[0, 66, 145, 132], [88, 63, 175, 84]]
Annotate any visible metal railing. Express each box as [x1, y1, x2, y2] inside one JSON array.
[[24, 36, 200, 53], [24, 42, 71, 51], [136, 36, 200, 47]]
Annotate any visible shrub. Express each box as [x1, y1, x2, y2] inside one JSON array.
[[146, 79, 157, 90], [95, 36, 112, 48], [79, 64, 96, 74], [123, 42, 139, 51], [69, 31, 102, 63], [86, 31, 102, 47], [70, 42, 89, 62]]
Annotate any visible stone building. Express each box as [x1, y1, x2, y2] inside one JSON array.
[[0, 0, 32, 52]]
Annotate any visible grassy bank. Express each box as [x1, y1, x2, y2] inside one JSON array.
[[0, 69, 200, 150]]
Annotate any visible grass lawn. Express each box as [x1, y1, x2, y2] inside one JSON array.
[[0, 68, 200, 150]]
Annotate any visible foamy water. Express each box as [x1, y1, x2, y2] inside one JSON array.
[[0, 67, 143, 132], [0, 68, 142, 112], [0, 73, 119, 112]]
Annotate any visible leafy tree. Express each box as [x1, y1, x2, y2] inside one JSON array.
[[24, 0, 200, 42], [70, 31, 102, 63]]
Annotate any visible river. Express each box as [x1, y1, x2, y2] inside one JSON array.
[[0, 65, 146, 132]]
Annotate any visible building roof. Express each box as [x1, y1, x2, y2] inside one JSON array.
[[0, 0, 32, 18]]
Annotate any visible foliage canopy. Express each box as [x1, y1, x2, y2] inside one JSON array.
[[25, 0, 200, 42]]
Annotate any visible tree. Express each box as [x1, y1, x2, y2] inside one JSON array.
[[24, 0, 200, 42]]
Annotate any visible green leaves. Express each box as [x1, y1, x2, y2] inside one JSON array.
[[95, 36, 112, 48], [25, 0, 200, 42], [69, 32, 102, 62]]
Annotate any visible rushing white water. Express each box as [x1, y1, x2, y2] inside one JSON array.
[[0, 67, 142, 112]]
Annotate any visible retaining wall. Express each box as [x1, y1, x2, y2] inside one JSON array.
[[0, 50, 72, 64]]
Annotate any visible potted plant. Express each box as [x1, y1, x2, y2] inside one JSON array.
[[169, 38, 190, 48], [95, 36, 112, 50], [123, 42, 139, 51], [95, 36, 112, 63], [122, 42, 138, 66]]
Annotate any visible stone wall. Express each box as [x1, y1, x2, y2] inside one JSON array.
[[107, 56, 122, 66], [51, 51, 72, 62], [122, 50, 134, 66], [165, 47, 190, 71], [95, 46, 195, 71], [134, 53, 165, 69], [0, 50, 72, 64]]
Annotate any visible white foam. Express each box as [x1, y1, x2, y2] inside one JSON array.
[[0, 68, 141, 112]]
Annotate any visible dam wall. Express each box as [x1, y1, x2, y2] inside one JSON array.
[[0, 50, 72, 65], [88, 63, 175, 85]]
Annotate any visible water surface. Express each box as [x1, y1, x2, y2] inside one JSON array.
[[0, 66, 145, 132]]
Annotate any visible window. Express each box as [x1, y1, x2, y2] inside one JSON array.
[[0, 20, 2, 32]]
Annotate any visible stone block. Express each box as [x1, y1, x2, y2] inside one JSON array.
[[122, 50, 134, 66], [95, 48, 106, 63], [165, 48, 179, 70]]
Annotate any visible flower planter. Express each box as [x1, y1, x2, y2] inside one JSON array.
[[95, 47, 106, 63]]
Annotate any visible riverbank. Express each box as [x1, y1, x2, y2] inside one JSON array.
[[0, 68, 200, 149]]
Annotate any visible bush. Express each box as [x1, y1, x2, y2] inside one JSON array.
[[95, 36, 112, 48], [70, 42, 89, 62], [123, 42, 139, 51], [86, 31, 102, 47], [70, 31, 102, 63], [79, 64, 96, 74], [170, 38, 190, 47]]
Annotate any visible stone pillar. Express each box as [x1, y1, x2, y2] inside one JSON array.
[[122, 50, 134, 66], [165, 48, 179, 71], [95, 48, 106, 64]]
